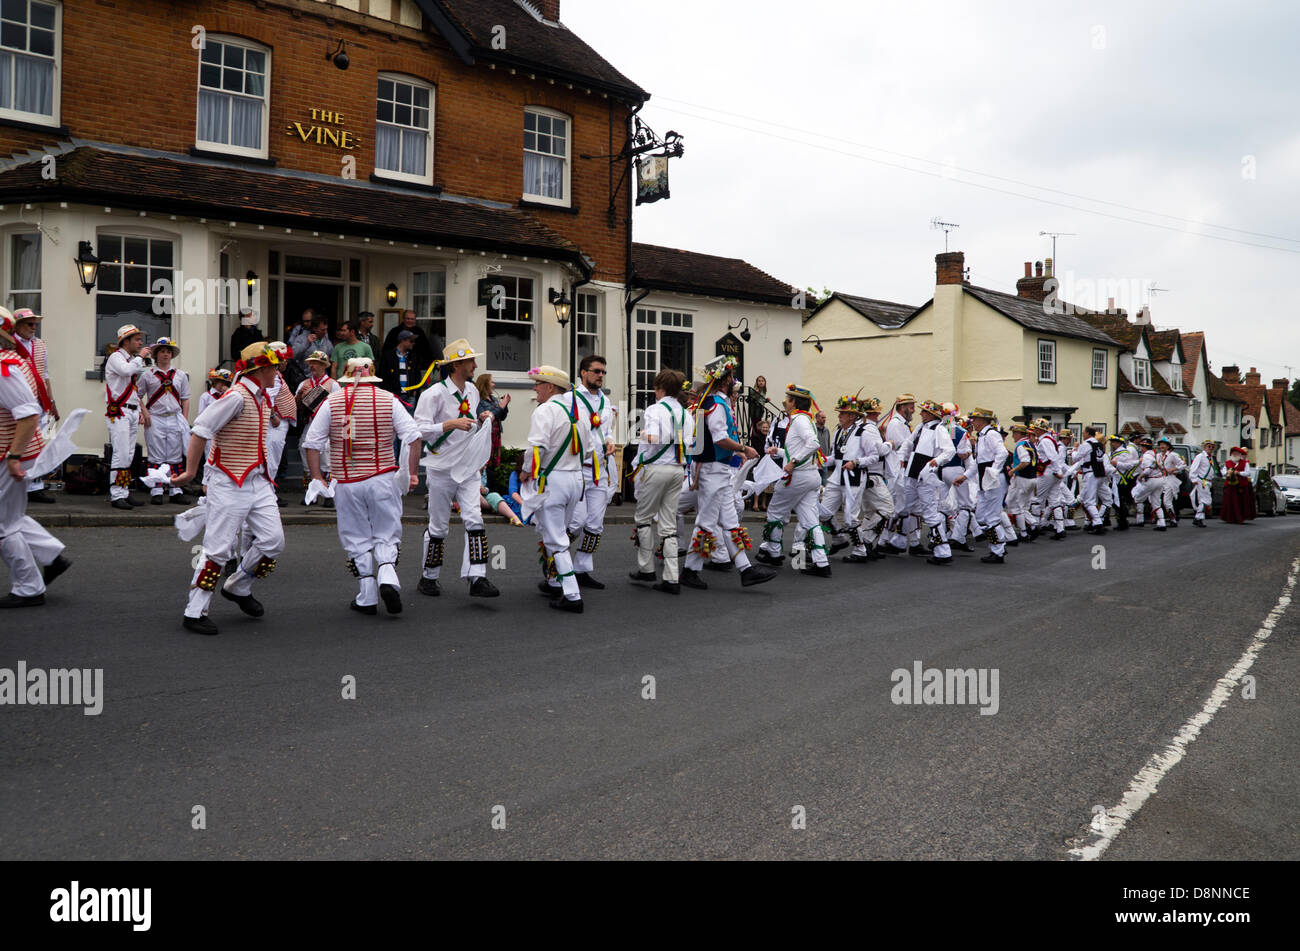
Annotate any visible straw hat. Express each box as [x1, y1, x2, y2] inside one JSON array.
[[153, 336, 180, 356], [968, 406, 995, 420], [238, 341, 283, 370], [439, 338, 484, 365], [785, 382, 815, 402], [11, 307, 41, 324], [0, 307, 15, 345], [304, 350, 331, 366], [860, 396, 883, 414], [340, 357, 382, 384], [528, 365, 571, 389], [699, 354, 738, 383], [207, 368, 233, 385], [116, 323, 144, 343], [919, 399, 945, 418], [894, 392, 917, 405], [834, 394, 865, 415]]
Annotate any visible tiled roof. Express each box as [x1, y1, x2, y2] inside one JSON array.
[[1266, 387, 1286, 428], [1120, 421, 1147, 436], [1207, 370, 1245, 404], [0, 146, 586, 266], [432, 1, 647, 101], [1075, 312, 1143, 351], [963, 286, 1121, 346], [632, 243, 797, 306], [1286, 401, 1300, 437], [1165, 421, 1187, 435], [830, 293, 920, 329], [1145, 415, 1167, 430], [1120, 364, 1178, 397], [1147, 328, 1180, 361], [1228, 382, 1265, 425], [1181, 332, 1204, 392]]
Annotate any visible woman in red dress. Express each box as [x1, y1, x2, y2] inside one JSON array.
[[1220, 446, 1256, 524]]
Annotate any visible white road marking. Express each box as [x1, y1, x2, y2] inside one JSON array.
[[1070, 554, 1300, 861]]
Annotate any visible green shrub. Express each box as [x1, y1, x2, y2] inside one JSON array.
[[487, 447, 524, 494]]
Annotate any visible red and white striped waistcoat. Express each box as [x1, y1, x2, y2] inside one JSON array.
[[271, 373, 296, 423], [206, 380, 269, 486], [327, 385, 396, 483], [0, 353, 46, 461], [13, 335, 52, 413]]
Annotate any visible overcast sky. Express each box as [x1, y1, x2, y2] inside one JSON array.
[[565, 0, 1300, 387]]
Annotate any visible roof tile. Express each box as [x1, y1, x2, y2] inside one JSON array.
[[632, 243, 797, 305], [963, 285, 1121, 347]]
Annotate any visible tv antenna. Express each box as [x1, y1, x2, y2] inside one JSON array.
[[930, 217, 960, 252], [1039, 231, 1075, 266]]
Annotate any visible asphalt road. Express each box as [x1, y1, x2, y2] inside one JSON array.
[[2, 514, 1297, 860]]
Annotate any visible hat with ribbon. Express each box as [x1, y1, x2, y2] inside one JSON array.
[[116, 323, 144, 343], [785, 382, 815, 402], [152, 336, 180, 356], [1106, 432, 1125, 442], [528, 365, 571, 389], [860, 396, 883, 414], [340, 357, 383, 384], [1029, 417, 1053, 432], [237, 341, 284, 371], [835, 394, 865, 415], [207, 368, 233, 385], [304, 350, 331, 366], [1010, 423, 1030, 434], [894, 392, 917, 405], [11, 307, 41, 324], [1157, 436, 1172, 446], [438, 338, 485, 365], [919, 399, 946, 418], [968, 406, 995, 421], [699, 354, 738, 383], [0, 307, 15, 345], [1201, 438, 1217, 448]]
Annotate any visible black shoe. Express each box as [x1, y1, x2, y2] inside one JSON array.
[[125, 496, 143, 507], [926, 555, 954, 566], [574, 572, 605, 590], [1065, 523, 1081, 531], [679, 568, 708, 590], [537, 580, 561, 597], [652, 581, 681, 595], [1194, 519, 1206, 527], [878, 543, 906, 555], [909, 545, 932, 557], [842, 553, 873, 563], [349, 600, 378, 615], [379, 584, 403, 614], [0, 592, 44, 608], [549, 597, 584, 613], [754, 550, 783, 567], [951, 541, 976, 553], [702, 560, 734, 572], [110, 498, 133, 510], [150, 495, 165, 505], [800, 564, 832, 578], [27, 488, 55, 503], [1006, 538, 1020, 547], [182, 615, 218, 635], [980, 553, 1005, 564], [1154, 524, 1167, 532], [628, 571, 657, 584], [1115, 523, 1129, 531], [220, 587, 265, 617], [1092, 526, 1107, 535], [469, 577, 500, 598], [739, 565, 777, 587], [1051, 531, 1066, 541], [828, 539, 851, 555], [323, 497, 334, 509], [418, 578, 441, 597], [169, 493, 190, 505], [42, 555, 72, 586]]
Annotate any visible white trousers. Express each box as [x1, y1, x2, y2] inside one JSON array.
[[634, 464, 682, 583], [677, 480, 728, 565], [1, 470, 64, 596], [1191, 478, 1212, 517], [422, 468, 486, 581], [818, 478, 862, 537], [186, 472, 285, 618], [266, 422, 289, 482], [761, 466, 829, 566], [1160, 475, 1179, 514], [568, 464, 612, 574], [335, 476, 404, 606], [685, 462, 752, 572], [107, 408, 139, 500], [534, 470, 583, 601], [975, 475, 1008, 556], [1132, 476, 1167, 526], [849, 475, 895, 555], [144, 412, 187, 496], [906, 471, 951, 558], [1035, 473, 1068, 532]]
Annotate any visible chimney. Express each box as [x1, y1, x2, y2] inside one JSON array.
[[1017, 256, 1050, 301], [1221, 365, 1240, 384], [936, 251, 965, 286], [1023, 262, 1032, 278], [536, 0, 561, 20], [1132, 306, 1151, 326], [1044, 257, 1053, 277], [1272, 378, 1289, 391], [1244, 368, 1262, 387]]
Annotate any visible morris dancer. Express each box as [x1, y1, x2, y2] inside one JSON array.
[[1030, 419, 1068, 540], [818, 395, 867, 555], [629, 369, 691, 594], [567, 354, 617, 590], [1107, 433, 1140, 530], [1157, 437, 1184, 527], [967, 407, 1009, 563], [898, 399, 956, 565], [1188, 439, 1216, 527], [756, 383, 832, 576], [1130, 435, 1167, 531], [1069, 426, 1111, 534], [104, 324, 151, 508], [295, 350, 338, 503], [302, 357, 424, 616], [1004, 423, 1038, 543], [9, 308, 57, 504], [170, 342, 287, 635], [880, 393, 916, 553], [842, 397, 894, 562], [136, 337, 190, 504]]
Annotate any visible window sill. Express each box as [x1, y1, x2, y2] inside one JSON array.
[[519, 198, 579, 215], [0, 115, 67, 135], [189, 146, 277, 167], [370, 173, 443, 195]]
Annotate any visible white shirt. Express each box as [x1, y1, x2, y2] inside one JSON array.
[[1160, 450, 1186, 476], [527, 393, 587, 473], [1137, 448, 1160, 479], [138, 366, 191, 415], [637, 397, 690, 466], [858, 419, 890, 474], [781, 412, 820, 466], [105, 349, 147, 405], [0, 361, 40, 420], [1189, 450, 1213, 482], [975, 424, 1009, 470], [1036, 433, 1066, 474], [414, 376, 482, 472], [1110, 443, 1140, 473], [883, 415, 912, 475], [903, 419, 955, 473], [301, 388, 422, 453]]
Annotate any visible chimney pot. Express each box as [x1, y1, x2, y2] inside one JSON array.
[[1024, 261, 1032, 278], [1045, 257, 1053, 277], [1221, 365, 1240, 384], [1272, 378, 1289, 390], [1108, 297, 1115, 312], [936, 251, 966, 286], [1244, 368, 1262, 387], [1034, 261, 1043, 277]]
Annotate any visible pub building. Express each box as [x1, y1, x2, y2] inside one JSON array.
[[0, 0, 804, 458]]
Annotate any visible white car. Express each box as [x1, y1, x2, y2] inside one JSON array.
[[1274, 473, 1300, 512]]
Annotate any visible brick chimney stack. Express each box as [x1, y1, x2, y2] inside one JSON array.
[[936, 251, 966, 286], [1244, 367, 1262, 386], [1272, 378, 1289, 391], [1016, 257, 1050, 301], [537, 0, 561, 20], [1221, 365, 1241, 384]]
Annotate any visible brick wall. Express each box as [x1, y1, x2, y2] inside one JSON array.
[[0, 0, 631, 282]]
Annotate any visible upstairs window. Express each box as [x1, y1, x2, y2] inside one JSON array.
[[0, 0, 59, 124], [1037, 339, 1056, 383], [523, 107, 570, 205], [197, 36, 269, 158], [1091, 348, 1107, 388], [1133, 358, 1152, 390], [376, 74, 433, 184], [576, 291, 600, 364]]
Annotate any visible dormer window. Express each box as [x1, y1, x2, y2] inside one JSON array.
[[1133, 358, 1152, 389]]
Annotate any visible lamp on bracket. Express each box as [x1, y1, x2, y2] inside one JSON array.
[[803, 334, 825, 354], [548, 287, 572, 327], [386, 283, 399, 306], [74, 240, 100, 294], [727, 317, 752, 342], [326, 39, 349, 70]]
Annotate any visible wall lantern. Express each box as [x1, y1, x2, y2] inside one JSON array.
[[386, 283, 399, 306], [803, 334, 824, 354], [245, 270, 258, 303], [326, 39, 349, 71], [727, 317, 752, 342], [548, 287, 572, 327], [75, 241, 100, 294], [783, 338, 792, 356]]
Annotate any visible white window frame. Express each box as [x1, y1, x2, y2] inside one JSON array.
[[0, 0, 60, 126], [375, 72, 434, 185], [523, 106, 571, 207], [1191, 399, 1201, 427], [575, 290, 600, 362], [484, 271, 536, 373], [1133, 358, 1152, 390], [410, 265, 448, 353], [196, 35, 270, 159], [1091, 348, 1107, 388], [1210, 401, 1217, 425], [94, 230, 177, 361], [1170, 362, 1182, 392], [4, 229, 41, 312], [1037, 339, 1056, 384]]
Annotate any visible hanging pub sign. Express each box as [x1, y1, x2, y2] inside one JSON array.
[[636, 155, 671, 205], [716, 332, 744, 385]]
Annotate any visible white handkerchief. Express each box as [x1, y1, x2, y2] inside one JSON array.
[[304, 478, 338, 505], [23, 408, 88, 481], [142, 463, 173, 489], [749, 454, 784, 493], [175, 497, 207, 541], [450, 421, 494, 484], [730, 455, 759, 493]]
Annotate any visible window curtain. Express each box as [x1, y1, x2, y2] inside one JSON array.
[[400, 128, 425, 176], [198, 89, 228, 144], [12, 233, 40, 292], [13, 55, 53, 115], [524, 153, 563, 199], [376, 124, 400, 172], [229, 96, 261, 150]]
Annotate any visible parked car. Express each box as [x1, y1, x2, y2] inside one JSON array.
[[1252, 469, 1289, 516], [1171, 444, 1219, 516]]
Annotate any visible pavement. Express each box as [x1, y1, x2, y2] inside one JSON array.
[[1, 510, 1297, 860]]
